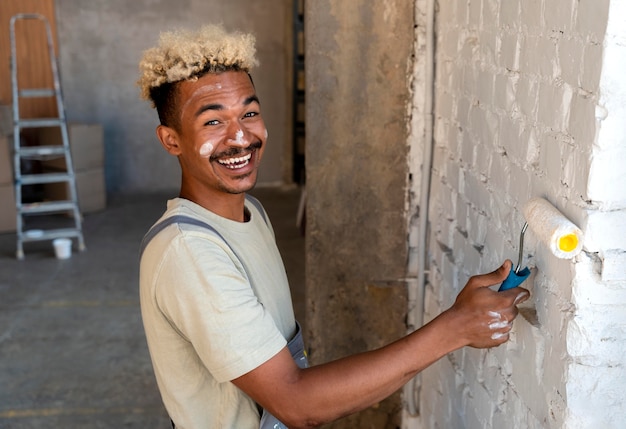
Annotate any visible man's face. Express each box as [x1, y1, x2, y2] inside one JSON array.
[[170, 71, 267, 197]]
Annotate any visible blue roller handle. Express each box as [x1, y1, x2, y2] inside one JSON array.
[[498, 266, 531, 291]]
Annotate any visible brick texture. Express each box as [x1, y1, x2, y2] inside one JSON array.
[[409, 0, 626, 427]]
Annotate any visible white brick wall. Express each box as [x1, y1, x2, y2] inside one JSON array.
[[408, 0, 626, 427]]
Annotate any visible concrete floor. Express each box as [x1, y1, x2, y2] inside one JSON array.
[[0, 186, 305, 428]]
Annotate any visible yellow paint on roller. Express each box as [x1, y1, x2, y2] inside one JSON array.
[[558, 233, 578, 253], [522, 197, 583, 259]]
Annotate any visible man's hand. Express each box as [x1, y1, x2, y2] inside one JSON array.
[[445, 260, 530, 348]]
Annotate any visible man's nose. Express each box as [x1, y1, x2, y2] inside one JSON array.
[[226, 124, 250, 147]]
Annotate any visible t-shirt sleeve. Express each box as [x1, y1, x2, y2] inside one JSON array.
[[154, 229, 287, 382]]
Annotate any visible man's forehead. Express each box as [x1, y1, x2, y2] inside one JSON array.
[[182, 71, 253, 94], [178, 72, 258, 114]]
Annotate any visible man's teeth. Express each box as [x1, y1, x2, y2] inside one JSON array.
[[217, 153, 252, 169]]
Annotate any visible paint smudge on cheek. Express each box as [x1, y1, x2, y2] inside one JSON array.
[[199, 141, 215, 158]]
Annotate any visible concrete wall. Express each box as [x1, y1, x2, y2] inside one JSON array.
[[305, 1, 414, 427], [415, 0, 626, 427], [54, 0, 292, 193]]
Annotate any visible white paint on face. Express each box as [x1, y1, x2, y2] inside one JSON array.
[[228, 129, 248, 146], [264, 129, 268, 139], [199, 141, 215, 158], [235, 129, 244, 144], [180, 84, 223, 121]]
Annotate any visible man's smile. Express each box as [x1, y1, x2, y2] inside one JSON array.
[[211, 141, 262, 171], [217, 152, 252, 169]]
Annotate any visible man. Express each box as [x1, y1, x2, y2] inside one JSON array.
[[138, 25, 529, 429]]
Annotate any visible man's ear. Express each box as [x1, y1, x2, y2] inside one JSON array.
[[156, 125, 182, 156]]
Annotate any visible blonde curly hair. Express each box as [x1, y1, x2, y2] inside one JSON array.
[[137, 24, 259, 107]]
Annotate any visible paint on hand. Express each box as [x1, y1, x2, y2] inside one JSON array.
[[514, 292, 528, 305], [199, 141, 215, 158], [487, 311, 507, 331], [489, 320, 510, 330], [491, 332, 508, 340], [487, 311, 502, 320]]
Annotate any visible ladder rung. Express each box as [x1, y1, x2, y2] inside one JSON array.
[[19, 88, 56, 98], [21, 228, 81, 243], [20, 172, 72, 185], [21, 200, 77, 214], [18, 146, 66, 158], [17, 118, 63, 128]]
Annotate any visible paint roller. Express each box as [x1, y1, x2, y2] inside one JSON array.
[[498, 197, 584, 291]]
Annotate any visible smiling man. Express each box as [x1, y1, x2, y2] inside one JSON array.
[[157, 71, 265, 217], [138, 25, 529, 429]]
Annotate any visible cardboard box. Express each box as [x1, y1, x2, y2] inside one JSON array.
[[0, 183, 17, 233], [0, 135, 14, 184], [44, 168, 106, 214], [38, 123, 104, 172]]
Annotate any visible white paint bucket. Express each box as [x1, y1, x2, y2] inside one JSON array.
[[52, 238, 72, 259]]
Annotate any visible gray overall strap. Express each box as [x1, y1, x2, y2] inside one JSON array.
[[140, 194, 266, 258], [139, 215, 231, 258], [259, 322, 309, 429], [245, 194, 268, 225]]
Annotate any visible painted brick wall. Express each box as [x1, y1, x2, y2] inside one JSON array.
[[410, 0, 626, 428]]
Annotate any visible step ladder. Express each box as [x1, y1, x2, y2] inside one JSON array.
[[10, 13, 85, 259]]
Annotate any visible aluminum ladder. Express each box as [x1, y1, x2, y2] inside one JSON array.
[[10, 13, 85, 259]]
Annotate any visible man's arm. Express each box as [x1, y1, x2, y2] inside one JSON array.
[[233, 260, 530, 429]]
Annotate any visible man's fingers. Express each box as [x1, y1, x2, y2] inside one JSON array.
[[499, 287, 530, 305], [466, 260, 513, 289]]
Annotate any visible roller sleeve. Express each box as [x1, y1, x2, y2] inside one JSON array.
[[522, 198, 583, 259]]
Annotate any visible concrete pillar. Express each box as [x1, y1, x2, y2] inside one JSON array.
[[305, 1, 414, 427]]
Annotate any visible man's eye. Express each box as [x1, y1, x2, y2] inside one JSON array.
[[204, 119, 220, 126], [243, 112, 258, 119]]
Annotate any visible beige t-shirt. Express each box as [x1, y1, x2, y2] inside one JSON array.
[[140, 197, 296, 429]]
